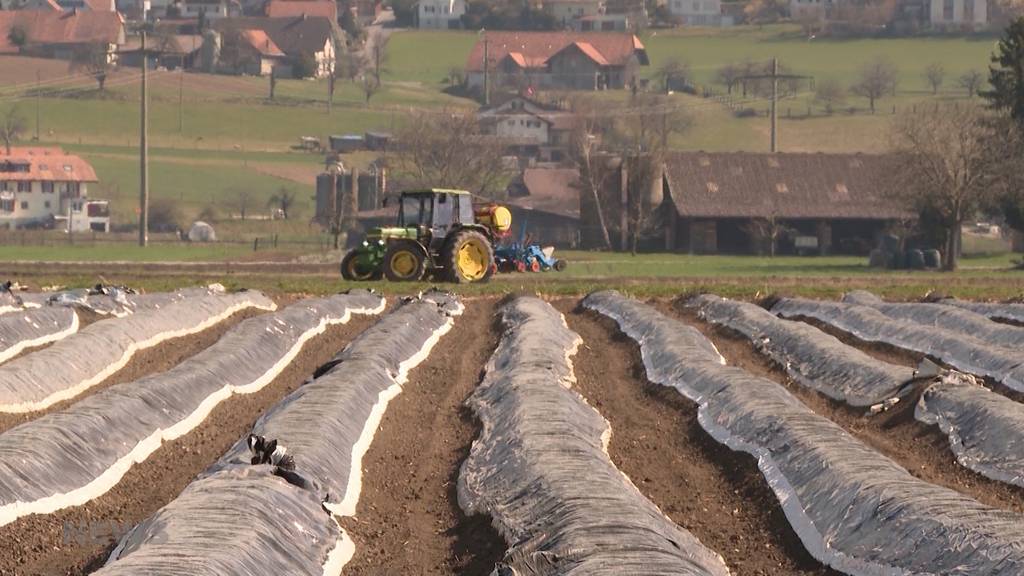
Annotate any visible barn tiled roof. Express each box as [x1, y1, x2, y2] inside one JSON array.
[[0, 148, 98, 182], [265, 0, 337, 21], [212, 15, 337, 57], [240, 29, 285, 56], [662, 152, 912, 220], [507, 167, 580, 219], [0, 10, 123, 53], [466, 31, 646, 72]]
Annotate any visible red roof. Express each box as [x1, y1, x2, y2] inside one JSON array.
[[0, 11, 123, 53], [466, 31, 646, 72], [239, 28, 285, 57], [0, 148, 98, 183], [265, 0, 337, 20], [507, 168, 581, 219]]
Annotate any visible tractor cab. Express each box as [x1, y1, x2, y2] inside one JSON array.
[[341, 188, 510, 284], [395, 189, 476, 252]]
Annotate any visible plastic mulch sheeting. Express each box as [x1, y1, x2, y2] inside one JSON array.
[[583, 290, 1024, 576], [459, 297, 730, 576], [690, 294, 915, 407], [0, 289, 278, 414], [772, 296, 1024, 393], [19, 285, 231, 317], [844, 290, 1024, 348], [0, 307, 78, 365], [917, 372, 1024, 488], [0, 290, 386, 528], [938, 298, 1024, 324], [98, 291, 461, 576]]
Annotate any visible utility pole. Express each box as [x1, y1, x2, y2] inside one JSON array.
[[178, 54, 184, 134], [269, 67, 276, 100], [327, 73, 335, 115], [139, 30, 149, 247], [34, 70, 40, 142], [481, 30, 490, 107], [734, 57, 812, 153]]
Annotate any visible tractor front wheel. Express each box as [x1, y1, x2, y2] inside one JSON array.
[[340, 250, 381, 281], [383, 242, 427, 282], [444, 230, 494, 284]]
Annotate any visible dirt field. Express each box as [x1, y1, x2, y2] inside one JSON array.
[[338, 298, 506, 576], [0, 314, 379, 576]]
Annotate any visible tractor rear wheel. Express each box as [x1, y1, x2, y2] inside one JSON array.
[[340, 250, 381, 281], [443, 230, 494, 284], [383, 241, 427, 282]]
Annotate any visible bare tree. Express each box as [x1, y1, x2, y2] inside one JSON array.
[[890, 104, 1007, 270], [716, 62, 741, 95], [567, 96, 615, 250], [393, 108, 512, 198], [924, 63, 945, 95], [958, 69, 984, 97], [654, 58, 690, 93], [0, 107, 27, 154], [851, 57, 899, 112], [361, 74, 380, 104], [70, 44, 112, 90], [267, 188, 296, 219], [370, 31, 389, 85], [814, 78, 847, 114], [234, 187, 250, 220], [335, 51, 365, 83], [742, 213, 794, 257]]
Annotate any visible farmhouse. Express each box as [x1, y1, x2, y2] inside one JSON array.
[[543, 0, 605, 27], [505, 167, 581, 247], [412, 0, 465, 29], [208, 15, 339, 77], [477, 95, 574, 162], [465, 31, 648, 91], [0, 147, 109, 232], [0, 10, 124, 59], [264, 0, 337, 21], [667, 0, 729, 26], [658, 152, 912, 255]]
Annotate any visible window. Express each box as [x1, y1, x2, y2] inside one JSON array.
[[42, 182, 53, 194], [68, 182, 80, 196], [17, 181, 31, 193], [942, 0, 953, 20], [44, 200, 50, 209], [693, 0, 700, 10], [0, 182, 8, 192], [20, 201, 27, 210], [964, 0, 974, 21], [0, 198, 11, 212]]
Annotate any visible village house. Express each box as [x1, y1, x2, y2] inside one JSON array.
[[543, 0, 605, 27], [179, 0, 239, 19], [465, 31, 648, 92], [264, 0, 337, 21], [0, 10, 124, 60], [477, 95, 574, 163], [505, 167, 581, 247], [667, 0, 729, 26], [929, 0, 986, 27], [208, 14, 340, 77], [412, 0, 465, 29], [0, 148, 109, 232], [573, 12, 631, 31]]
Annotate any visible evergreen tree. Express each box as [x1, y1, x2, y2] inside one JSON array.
[[985, 18, 1024, 121]]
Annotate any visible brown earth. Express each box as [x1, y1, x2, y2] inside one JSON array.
[[666, 304, 1024, 515], [0, 307, 266, 435], [557, 301, 839, 576], [337, 298, 506, 576], [0, 313, 380, 576]]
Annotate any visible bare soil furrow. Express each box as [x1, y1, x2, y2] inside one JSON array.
[[558, 301, 838, 576], [0, 314, 379, 576], [337, 298, 506, 576]]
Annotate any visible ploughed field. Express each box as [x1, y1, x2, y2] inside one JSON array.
[[1, 284, 1024, 575]]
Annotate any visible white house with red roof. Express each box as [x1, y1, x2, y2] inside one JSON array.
[[466, 31, 648, 91], [412, 0, 465, 28], [0, 147, 109, 232]]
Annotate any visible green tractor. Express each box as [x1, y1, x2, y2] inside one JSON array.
[[340, 189, 511, 284]]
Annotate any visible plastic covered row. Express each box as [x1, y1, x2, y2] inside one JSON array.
[[844, 290, 1024, 348], [938, 297, 1024, 324], [917, 373, 1024, 488], [691, 294, 916, 407], [459, 297, 729, 576], [0, 289, 277, 413], [772, 296, 1024, 392], [583, 290, 1024, 576], [0, 307, 78, 365], [0, 291, 386, 528], [98, 291, 461, 575]]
